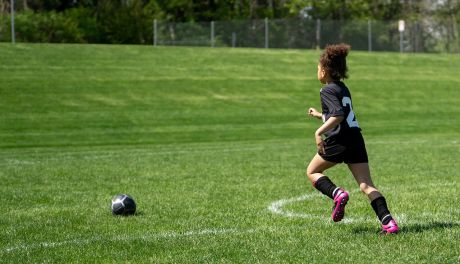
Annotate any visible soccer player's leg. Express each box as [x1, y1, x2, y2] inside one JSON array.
[[306, 154, 349, 222], [331, 188, 349, 222], [347, 163, 399, 234], [306, 153, 337, 185]]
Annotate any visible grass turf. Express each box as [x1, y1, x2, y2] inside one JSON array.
[[1, 43, 459, 263]]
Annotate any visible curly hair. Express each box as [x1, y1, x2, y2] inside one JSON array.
[[319, 43, 350, 80]]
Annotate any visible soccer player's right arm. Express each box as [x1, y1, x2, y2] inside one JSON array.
[[308, 107, 322, 119]]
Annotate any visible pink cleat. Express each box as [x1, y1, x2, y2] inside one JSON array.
[[332, 189, 349, 222], [382, 219, 399, 234]]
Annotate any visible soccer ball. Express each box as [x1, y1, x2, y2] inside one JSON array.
[[111, 194, 136, 216]]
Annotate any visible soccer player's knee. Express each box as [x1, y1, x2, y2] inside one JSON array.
[[359, 183, 371, 193], [306, 167, 316, 180], [306, 170, 317, 183]]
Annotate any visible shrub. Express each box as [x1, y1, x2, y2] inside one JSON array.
[[3, 11, 84, 43]]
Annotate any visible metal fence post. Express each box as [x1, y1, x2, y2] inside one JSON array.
[[11, 0, 15, 44], [398, 20, 405, 53], [211, 21, 215, 47], [153, 19, 157, 46], [232, 32, 236, 48], [368, 20, 372, 52], [400, 31, 403, 53], [453, 20, 459, 52], [414, 21, 420, 52], [265, 18, 269, 49]]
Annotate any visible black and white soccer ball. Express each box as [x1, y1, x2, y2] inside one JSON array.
[[111, 194, 136, 216]]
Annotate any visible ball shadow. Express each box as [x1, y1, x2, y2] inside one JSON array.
[[134, 210, 144, 216], [112, 211, 144, 217]]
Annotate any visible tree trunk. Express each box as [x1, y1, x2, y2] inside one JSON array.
[[0, 0, 5, 13], [250, 0, 257, 19], [338, 0, 346, 42]]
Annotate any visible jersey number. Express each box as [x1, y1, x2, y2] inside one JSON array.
[[342, 97, 359, 128]]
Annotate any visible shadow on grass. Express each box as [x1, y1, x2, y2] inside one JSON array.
[[112, 211, 144, 217], [134, 211, 144, 216], [352, 221, 460, 235]]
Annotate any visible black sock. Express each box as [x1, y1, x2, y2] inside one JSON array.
[[370, 196, 393, 225], [313, 176, 339, 200]]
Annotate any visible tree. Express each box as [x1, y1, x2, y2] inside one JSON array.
[[285, 0, 407, 21]]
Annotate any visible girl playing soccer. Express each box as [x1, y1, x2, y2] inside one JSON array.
[[306, 43, 399, 234]]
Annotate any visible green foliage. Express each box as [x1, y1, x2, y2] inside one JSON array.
[[11, 11, 84, 43], [285, 0, 423, 20], [64, 7, 99, 43], [1, 0, 459, 49], [96, 0, 151, 44], [25, 0, 75, 11]]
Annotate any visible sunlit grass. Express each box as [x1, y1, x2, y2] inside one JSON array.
[[1, 43, 459, 263]]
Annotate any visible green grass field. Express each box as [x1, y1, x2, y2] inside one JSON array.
[[1, 43, 459, 263]]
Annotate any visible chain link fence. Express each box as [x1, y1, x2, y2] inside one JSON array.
[[154, 18, 460, 53], [2, 14, 458, 53]]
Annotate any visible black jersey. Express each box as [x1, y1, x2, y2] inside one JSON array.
[[320, 81, 360, 138]]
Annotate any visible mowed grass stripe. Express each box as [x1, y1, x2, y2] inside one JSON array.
[[0, 135, 457, 170]]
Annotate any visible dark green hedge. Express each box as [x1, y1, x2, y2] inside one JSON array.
[[1, 4, 156, 44]]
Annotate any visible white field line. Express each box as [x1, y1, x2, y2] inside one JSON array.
[[2, 227, 259, 254], [267, 191, 375, 223], [268, 183, 459, 224], [4, 184, 460, 254], [268, 194, 460, 225], [4, 212, 458, 254]]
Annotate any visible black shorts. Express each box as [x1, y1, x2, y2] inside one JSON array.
[[319, 130, 368, 164]]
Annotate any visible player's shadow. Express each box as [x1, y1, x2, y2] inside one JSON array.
[[352, 221, 460, 234]]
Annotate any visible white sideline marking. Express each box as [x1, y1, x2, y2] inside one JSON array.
[[4, 202, 460, 253], [2, 227, 258, 253], [267, 191, 375, 223]]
